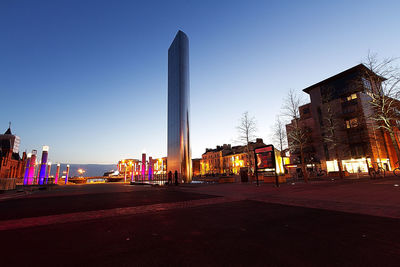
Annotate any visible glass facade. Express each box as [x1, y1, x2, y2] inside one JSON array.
[[167, 31, 192, 182]]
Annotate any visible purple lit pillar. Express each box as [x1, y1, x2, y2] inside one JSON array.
[[23, 154, 31, 185], [65, 165, 70, 184], [38, 146, 49, 185], [55, 163, 60, 184], [148, 157, 153, 180]]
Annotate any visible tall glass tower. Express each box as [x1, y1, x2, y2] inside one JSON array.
[[167, 30, 192, 183]]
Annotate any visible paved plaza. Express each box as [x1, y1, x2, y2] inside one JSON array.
[[0, 179, 400, 266]]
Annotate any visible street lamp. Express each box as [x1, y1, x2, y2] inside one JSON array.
[[77, 168, 86, 177]]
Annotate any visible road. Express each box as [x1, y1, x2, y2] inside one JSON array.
[[0, 180, 399, 266]]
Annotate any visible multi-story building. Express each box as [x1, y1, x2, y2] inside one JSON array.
[[200, 139, 285, 175], [0, 126, 27, 178], [286, 64, 400, 174]]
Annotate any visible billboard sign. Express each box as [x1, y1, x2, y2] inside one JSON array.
[[255, 145, 275, 169], [254, 145, 279, 187]]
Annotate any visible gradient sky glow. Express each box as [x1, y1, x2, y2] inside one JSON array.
[[1, 0, 399, 164]]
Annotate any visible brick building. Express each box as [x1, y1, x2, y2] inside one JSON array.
[[0, 126, 27, 178], [286, 64, 400, 174], [200, 139, 285, 175]]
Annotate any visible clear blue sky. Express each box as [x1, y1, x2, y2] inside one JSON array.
[[1, 0, 399, 164]]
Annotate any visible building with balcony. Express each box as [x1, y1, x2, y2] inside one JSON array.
[[286, 64, 400, 174]]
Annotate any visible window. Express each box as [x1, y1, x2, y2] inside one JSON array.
[[346, 93, 357, 101], [302, 108, 310, 114], [350, 144, 365, 158], [362, 77, 372, 91], [317, 107, 323, 126], [346, 118, 358, 129], [342, 105, 356, 114]]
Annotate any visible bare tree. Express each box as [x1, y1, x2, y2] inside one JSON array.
[[237, 111, 257, 174], [321, 98, 344, 178], [362, 52, 400, 166], [282, 89, 309, 182], [272, 116, 287, 172]]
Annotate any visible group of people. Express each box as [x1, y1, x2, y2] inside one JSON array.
[[167, 170, 179, 185]]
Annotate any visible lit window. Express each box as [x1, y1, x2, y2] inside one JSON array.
[[346, 93, 357, 101], [346, 118, 358, 128]]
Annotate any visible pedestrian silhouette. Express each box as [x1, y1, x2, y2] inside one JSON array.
[[168, 171, 172, 185], [174, 170, 179, 186]]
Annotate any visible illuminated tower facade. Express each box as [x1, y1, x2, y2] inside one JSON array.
[[38, 146, 49, 185], [167, 30, 192, 183]]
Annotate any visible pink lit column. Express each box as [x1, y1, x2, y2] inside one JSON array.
[[55, 163, 60, 184], [142, 153, 146, 180]]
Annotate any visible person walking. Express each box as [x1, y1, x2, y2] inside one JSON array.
[[167, 171, 172, 185], [174, 170, 179, 186]]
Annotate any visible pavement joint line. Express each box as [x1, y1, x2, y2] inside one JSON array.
[[0, 191, 29, 201], [251, 196, 400, 219], [0, 196, 240, 231]]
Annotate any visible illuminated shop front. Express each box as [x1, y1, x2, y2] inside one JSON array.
[[342, 158, 369, 173], [326, 158, 391, 173]]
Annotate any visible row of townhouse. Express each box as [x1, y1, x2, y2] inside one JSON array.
[[200, 139, 286, 176]]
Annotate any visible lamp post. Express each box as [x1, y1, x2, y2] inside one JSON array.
[[46, 162, 51, 184], [65, 164, 70, 184], [124, 163, 127, 183], [131, 162, 135, 182], [77, 168, 85, 177]]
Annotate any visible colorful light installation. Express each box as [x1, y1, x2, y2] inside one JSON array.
[[148, 157, 153, 180], [55, 163, 60, 184], [28, 150, 37, 184], [45, 162, 51, 184], [65, 164, 70, 184], [23, 153, 31, 185], [131, 162, 135, 182], [38, 146, 49, 185], [142, 153, 146, 178]]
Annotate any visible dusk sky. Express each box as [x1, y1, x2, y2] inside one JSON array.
[[1, 0, 399, 164]]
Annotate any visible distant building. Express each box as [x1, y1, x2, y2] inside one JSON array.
[[200, 139, 285, 176], [286, 64, 400, 174], [0, 126, 26, 178], [117, 157, 167, 177], [192, 158, 201, 177], [0, 126, 20, 153]]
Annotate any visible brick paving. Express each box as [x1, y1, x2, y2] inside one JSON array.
[[184, 178, 400, 219], [0, 196, 236, 231], [1, 181, 400, 266]]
